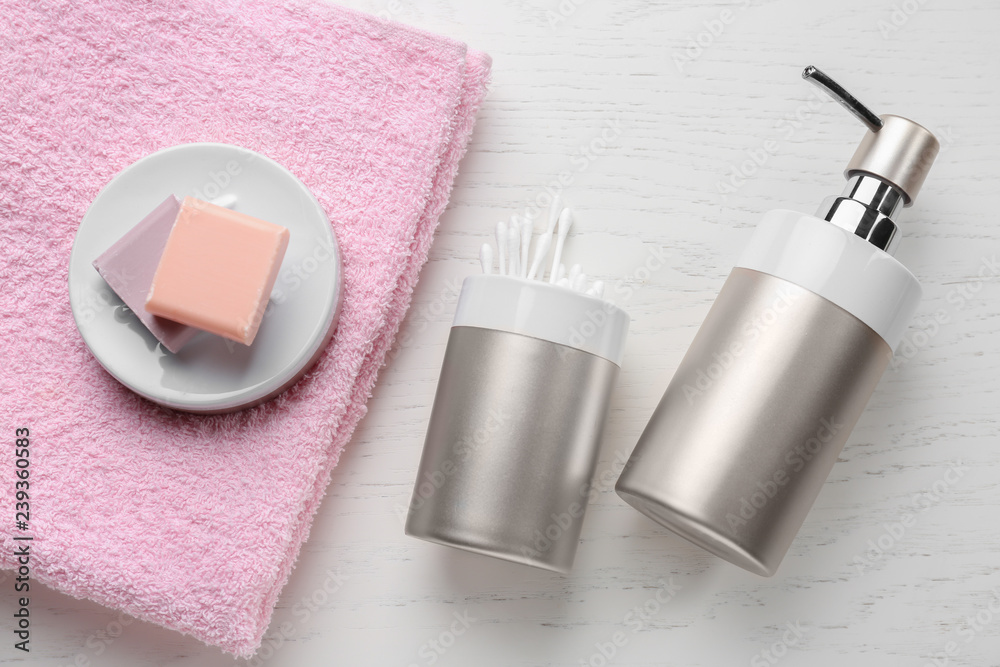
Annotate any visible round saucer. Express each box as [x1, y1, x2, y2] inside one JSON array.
[[69, 143, 342, 413]]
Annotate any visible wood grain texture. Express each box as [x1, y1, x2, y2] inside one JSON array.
[[4, 1, 998, 665]]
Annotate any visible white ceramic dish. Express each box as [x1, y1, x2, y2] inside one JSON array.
[[69, 143, 342, 413]]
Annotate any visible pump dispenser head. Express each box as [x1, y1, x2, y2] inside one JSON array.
[[846, 114, 939, 205], [804, 66, 939, 254]]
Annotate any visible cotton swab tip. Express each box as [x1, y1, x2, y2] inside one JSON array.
[[557, 207, 573, 233], [548, 209, 573, 284], [480, 243, 493, 275]]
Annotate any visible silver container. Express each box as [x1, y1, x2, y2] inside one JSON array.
[[616, 266, 892, 576], [405, 274, 630, 572], [616, 67, 938, 576]]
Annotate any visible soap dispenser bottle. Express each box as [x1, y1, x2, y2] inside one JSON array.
[[615, 67, 940, 576]]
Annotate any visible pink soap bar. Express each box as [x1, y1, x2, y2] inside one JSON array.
[[145, 197, 290, 346], [92, 195, 199, 354]]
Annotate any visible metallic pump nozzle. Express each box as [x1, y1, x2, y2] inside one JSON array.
[[803, 66, 940, 254]]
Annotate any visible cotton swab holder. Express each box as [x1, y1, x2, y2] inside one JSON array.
[[405, 203, 630, 573]]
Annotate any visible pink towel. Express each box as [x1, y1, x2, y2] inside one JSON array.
[[0, 0, 489, 657]]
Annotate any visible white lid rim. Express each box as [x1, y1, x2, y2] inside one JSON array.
[[735, 209, 922, 350], [452, 275, 630, 366]]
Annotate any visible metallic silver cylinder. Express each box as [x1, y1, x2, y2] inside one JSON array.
[[846, 114, 939, 205], [406, 275, 630, 573], [616, 268, 891, 576]]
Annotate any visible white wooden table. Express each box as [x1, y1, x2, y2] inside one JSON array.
[[9, 1, 1000, 665]]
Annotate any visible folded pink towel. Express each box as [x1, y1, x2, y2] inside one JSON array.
[[0, 0, 489, 657]]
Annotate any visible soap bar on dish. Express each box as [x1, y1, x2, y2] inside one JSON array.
[[92, 195, 199, 354], [146, 197, 290, 346]]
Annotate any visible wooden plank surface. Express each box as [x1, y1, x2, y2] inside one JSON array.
[[4, 1, 998, 665]]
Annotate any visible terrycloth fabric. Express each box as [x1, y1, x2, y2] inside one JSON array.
[[0, 0, 489, 657]]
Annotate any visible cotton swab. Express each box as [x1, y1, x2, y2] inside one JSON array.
[[567, 263, 581, 286], [586, 280, 605, 298], [507, 217, 521, 277], [519, 216, 532, 278], [527, 196, 562, 281], [481, 196, 608, 300], [495, 220, 507, 276], [480, 243, 493, 275], [548, 208, 573, 284]]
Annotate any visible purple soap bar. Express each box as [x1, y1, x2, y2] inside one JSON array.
[[92, 195, 198, 353]]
